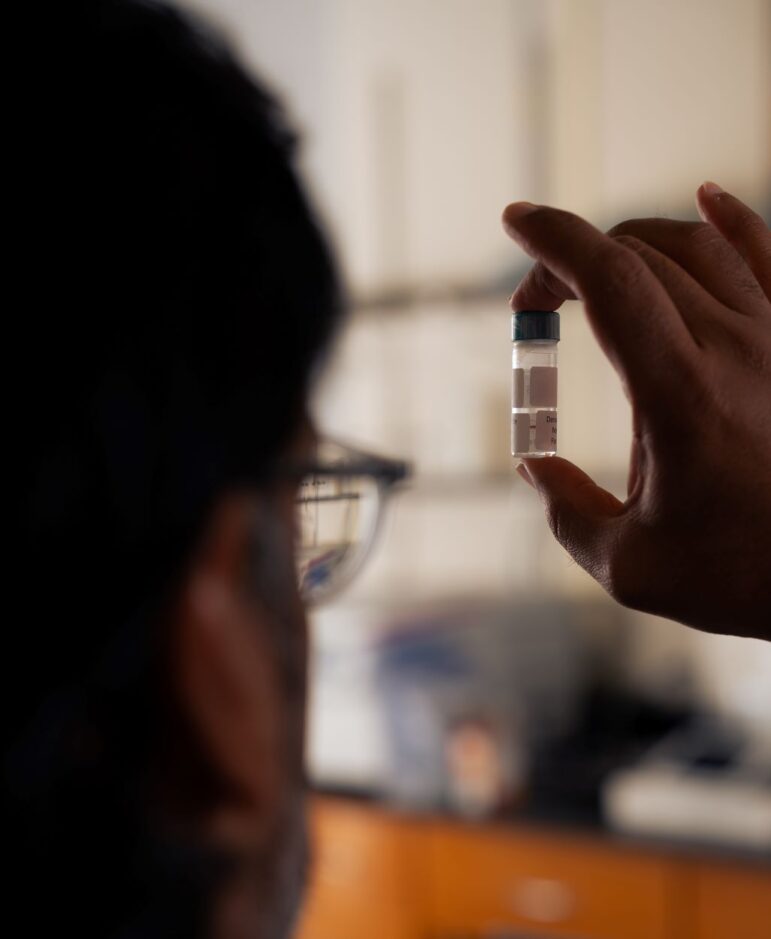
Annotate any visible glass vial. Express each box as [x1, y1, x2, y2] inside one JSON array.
[[511, 310, 560, 459]]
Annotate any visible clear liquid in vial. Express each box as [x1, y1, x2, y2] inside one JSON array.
[[511, 345, 558, 458]]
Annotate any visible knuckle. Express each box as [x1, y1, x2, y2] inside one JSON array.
[[728, 323, 771, 374], [606, 218, 653, 240], [512, 262, 563, 309], [688, 221, 726, 253], [606, 219, 636, 239], [733, 267, 770, 305], [607, 218, 690, 241], [596, 246, 650, 297], [613, 233, 647, 251], [689, 224, 769, 302]]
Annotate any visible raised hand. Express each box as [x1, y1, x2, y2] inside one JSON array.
[[502, 184, 771, 639]]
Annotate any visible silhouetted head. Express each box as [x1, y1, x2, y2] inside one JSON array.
[[9, 1, 342, 935]]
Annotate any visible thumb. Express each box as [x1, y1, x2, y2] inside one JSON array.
[[518, 456, 624, 576]]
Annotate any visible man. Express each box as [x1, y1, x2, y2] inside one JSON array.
[[8, 0, 770, 937], [11, 1, 340, 935]]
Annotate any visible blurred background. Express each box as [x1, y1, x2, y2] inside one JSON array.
[[183, 2, 770, 936]]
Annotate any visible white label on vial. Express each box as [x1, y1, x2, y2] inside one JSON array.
[[513, 368, 525, 407], [535, 411, 557, 451], [530, 367, 558, 407], [512, 412, 531, 454]]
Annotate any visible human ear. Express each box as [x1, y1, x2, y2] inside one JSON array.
[[171, 494, 285, 848]]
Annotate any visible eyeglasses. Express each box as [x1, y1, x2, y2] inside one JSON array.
[[292, 438, 410, 605]]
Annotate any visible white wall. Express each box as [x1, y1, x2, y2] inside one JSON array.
[[599, 0, 770, 215], [173, 0, 771, 727], [180, 0, 546, 293], [180, 0, 770, 294]]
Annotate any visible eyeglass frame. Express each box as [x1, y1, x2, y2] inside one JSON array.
[[274, 438, 411, 604]]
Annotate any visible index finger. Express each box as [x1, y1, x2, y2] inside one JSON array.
[[511, 257, 577, 312], [502, 202, 697, 395]]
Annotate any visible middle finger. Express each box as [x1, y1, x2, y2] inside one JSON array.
[[607, 218, 768, 314]]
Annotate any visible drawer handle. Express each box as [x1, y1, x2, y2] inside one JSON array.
[[510, 877, 576, 924]]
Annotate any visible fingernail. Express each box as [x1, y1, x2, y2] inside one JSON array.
[[516, 462, 535, 488], [504, 201, 538, 224], [700, 181, 724, 197]]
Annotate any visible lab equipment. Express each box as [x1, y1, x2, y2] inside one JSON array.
[[511, 310, 560, 459]]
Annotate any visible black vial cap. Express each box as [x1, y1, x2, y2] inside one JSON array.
[[511, 310, 560, 342]]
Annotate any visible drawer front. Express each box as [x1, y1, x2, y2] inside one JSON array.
[[694, 862, 771, 939], [294, 799, 426, 939], [428, 825, 671, 939]]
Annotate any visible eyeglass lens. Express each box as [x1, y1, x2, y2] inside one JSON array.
[[296, 472, 381, 603]]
